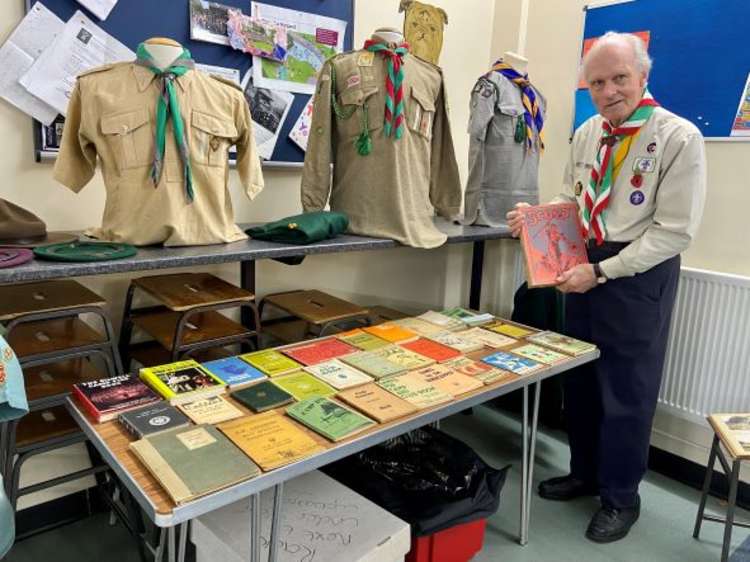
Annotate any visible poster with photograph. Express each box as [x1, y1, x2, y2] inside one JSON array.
[[189, 0, 232, 46], [289, 96, 313, 152], [242, 72, 294, 160], [226, 9, 286, 62], [730, 73, 750, 138]]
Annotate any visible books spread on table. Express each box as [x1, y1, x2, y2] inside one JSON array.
[[231, 380, 295, 413], [286, 397, 376, 442], [519, 202, 588, 288], [73, 374, 161, 423], [391, 317, 446, 337], [130, 424, 260, 504], [400, 337, 463, 363], [271, 371, 337, 401], [201, 356, 267, 389], [177, 395, 245, 425], [280, 338, 358, 366], [337, 383, 418, 423], [481, 351, 543, 376], [239, 350, 301, 377], [426, 330, 484, 353], [303, 359, 373, 390], [118, 402, 190, 438], [377, 372, 453, 409], [340, 350, 407, 380], [409, 364, 484, 396], [335, 329, 391, 351], [416, 310, 466, 331], [441, 307, 494, 326], [461, 327, 518, 349], [219, 412, 325, 471], [484, 321, 538, 339], [372, 345, 435, 370], [511, 343, 569, 365], [526, 331, 596, 356], [139, 360, 226, 405], [445, 356, 517, 385], [362, 324, 418, 343]]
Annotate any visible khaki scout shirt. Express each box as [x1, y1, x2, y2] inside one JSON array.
[[53, 62, 264, 247], [463, 71, 545, 227], [554, 107, 706, 279], [301, 48, 462, 249]]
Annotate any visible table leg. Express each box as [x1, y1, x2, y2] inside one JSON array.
[[249, 493, 261, 562], [154, 528, 166, 562], [269, 483, 284, 562], [693, 435, 719, 538], [241, 260, 257, 330], [177, 522, 188, 562], [523, 381, 542, 543], [720, 460, 741, 562], [469, 240, 486, 311], [168, 526, 176, 562], [519, 385, 528, 544]]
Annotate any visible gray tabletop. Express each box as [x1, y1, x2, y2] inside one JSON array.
[[0, 219, 512, 284]]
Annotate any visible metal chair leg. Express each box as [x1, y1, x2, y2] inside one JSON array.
[[693, 435, 719, 538], [720, 460, 741, 562]]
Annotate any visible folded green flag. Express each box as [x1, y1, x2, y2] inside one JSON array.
[[246, 211, 349, 245]]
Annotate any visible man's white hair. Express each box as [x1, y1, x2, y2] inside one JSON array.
[[581, 31, 652, 81]]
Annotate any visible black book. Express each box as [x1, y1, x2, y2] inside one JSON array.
[[118, 402, 191, 439]]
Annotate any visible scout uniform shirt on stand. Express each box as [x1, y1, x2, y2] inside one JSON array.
[[53, 52, 264, 247], [301, 38, 462, 249]]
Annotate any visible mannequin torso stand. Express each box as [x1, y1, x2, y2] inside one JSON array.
[[143, 37, 183, 69], [372, 27, 404, 45], [503, 50, 529, 75]]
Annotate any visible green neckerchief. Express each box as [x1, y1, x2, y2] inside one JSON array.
[[135, 43, 195, 202]]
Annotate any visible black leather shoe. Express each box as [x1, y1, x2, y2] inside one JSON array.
[[585, 495, 641, 543], [538, 475, 598, 501]]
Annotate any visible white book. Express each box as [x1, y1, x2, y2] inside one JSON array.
[[304, 359, 373, 390]]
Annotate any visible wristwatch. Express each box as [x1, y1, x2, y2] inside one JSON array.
[[593, 262, 608, 284]]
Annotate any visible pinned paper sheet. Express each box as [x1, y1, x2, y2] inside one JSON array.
[[76, 0, 119, 21], [0, 2, 63, 125]]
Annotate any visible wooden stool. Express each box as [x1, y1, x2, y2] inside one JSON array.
[[259, 290, 370, 343], [693, 413, 750, 562], [119, 273, 260, 368], [366, 305, 409, 325]]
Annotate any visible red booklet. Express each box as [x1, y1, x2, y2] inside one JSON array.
[[520, 203, 588, 287], [400, 337, 462, 363], [73, 374, 161, 423], [280, 338, 358, 366]]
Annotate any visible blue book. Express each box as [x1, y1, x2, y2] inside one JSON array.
[[202, 357, 268, 389], [481, 351, 543, 376]]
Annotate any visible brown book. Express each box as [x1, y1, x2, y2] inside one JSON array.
[[337, 383, 418, 423], [377, 372, 453, 409], [409, 364, 484, 396]]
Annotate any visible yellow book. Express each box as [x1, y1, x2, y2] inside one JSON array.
[[378, 372, 453, 409], [219, 412, 325, 471], [373, 345, 435, 370], [139, 359, 226, 405], [363, 323, 419, 343], [485, 321, 537, 339], [409, 364, 484, 396], [239, 349, 301, 377]]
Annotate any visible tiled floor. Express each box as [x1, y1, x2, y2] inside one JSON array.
[[6, 405, 750, 562]]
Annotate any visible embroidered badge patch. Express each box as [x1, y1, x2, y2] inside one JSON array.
[[633, 157, 656, 174], [630, 191, 645, 205], [346, 74, 361, 89], [357, 51, 375, 67], [647, 142, 657, 153], [574, 181, 583, 196]]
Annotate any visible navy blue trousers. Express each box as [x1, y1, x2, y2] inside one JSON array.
[[563, 243, 680, 509]]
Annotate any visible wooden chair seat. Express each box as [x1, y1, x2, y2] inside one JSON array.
[[366, 305, 409, 325], [15, 406, 80, 449], [262, 290, 368, 325], [23, 358, 107, 403], [132, 310, 252, 350], [0, 280, 106, 322], [128, 341, 235, 368], [263, 318, 314, 344], [7, 318, 105, 359], [133, 273, 254, 311]]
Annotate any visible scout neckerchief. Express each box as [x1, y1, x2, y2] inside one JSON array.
[[491, 59, 544, 151], [135, 43, 195, 202], [363, 39, 409, 139], [582, 89, 659, 245]]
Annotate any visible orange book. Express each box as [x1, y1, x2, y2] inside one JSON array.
[[400, 337, 462, 363], [363, 323, 418, 343], [519, 203, 588, 288]]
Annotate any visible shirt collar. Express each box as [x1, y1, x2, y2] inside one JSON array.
[[132, 63, 194, 93]]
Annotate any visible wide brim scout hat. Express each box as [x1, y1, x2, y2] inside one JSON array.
[[33, 241, 137, 262], [0, 248, 33, 269], [0, 198, 78, 248], [246, 211, 349, 245]]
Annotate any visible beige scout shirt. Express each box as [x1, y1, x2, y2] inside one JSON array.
[[53, 62, 264, 246], [301, 48, 462, 249], [555, 107, 706, 279]]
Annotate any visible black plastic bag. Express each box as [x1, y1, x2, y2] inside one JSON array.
[[323, 427, 510, 536]]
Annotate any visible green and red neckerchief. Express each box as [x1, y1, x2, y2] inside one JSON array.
[[135, 43, 195, 202], [363, 39, 409, 139], [582, 89, 659, 245]]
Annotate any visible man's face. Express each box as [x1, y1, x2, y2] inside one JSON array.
[[585, 43, 647, 126]]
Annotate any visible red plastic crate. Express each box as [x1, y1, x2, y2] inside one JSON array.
[[406, 518, 487, 562]]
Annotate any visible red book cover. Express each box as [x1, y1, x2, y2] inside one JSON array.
[[280, 338, 358, 366], [73, 374, 160, 423], [520, 203, 588, 287], [400, 337, 462, 363]]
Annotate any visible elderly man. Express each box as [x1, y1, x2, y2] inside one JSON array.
[[507, 31, 706, 542]]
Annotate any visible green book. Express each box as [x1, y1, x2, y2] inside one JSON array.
[[286, 397, 376, 442], [231, 381, 295, 413], [271, 371, 336, 401], [337, 330, 391, 351], [129, 424, 260, 505], [340, 350, 406, 380], [239, 350, 301, 377]]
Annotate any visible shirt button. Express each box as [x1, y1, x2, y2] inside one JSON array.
[[121, 124, 128, 133], [316, 126, 324, 135]]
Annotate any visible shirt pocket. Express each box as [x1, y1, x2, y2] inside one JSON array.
[[335, 86, 381, 140], [489, 95, 526, 143], [191, 109, 237, 167], [407, 86, 435, 141], [100, 108, 152, 171]]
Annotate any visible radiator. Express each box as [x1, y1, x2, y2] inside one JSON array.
[[658, 267, 750, 423]]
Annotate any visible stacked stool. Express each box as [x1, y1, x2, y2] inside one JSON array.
[[259, 289, 371, 345], [119, 273, 261, 370], [0, 280, 118, 510]]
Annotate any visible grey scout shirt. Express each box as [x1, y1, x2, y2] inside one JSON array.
[[463, 71, 545, 227], [301, 48, 462, 249]]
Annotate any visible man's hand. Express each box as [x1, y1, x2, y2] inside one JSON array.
[[556, 263, 598, 293], [506, 202, 531, 238]]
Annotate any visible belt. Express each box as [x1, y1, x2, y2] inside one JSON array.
[[586, 240, 630, 251]]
